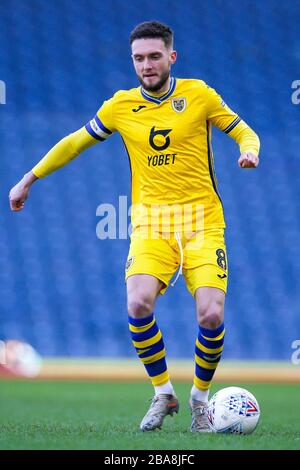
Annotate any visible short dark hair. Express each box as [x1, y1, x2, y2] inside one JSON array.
[[130, 21, 174, 49]]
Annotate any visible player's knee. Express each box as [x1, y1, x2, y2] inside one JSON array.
[[198, 301, 223, 329], [127, 295, 154, 318]]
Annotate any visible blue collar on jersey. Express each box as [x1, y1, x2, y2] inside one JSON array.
[[140, 77, 176, 104]]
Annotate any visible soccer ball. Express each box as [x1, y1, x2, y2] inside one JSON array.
[[207, 386, 260, 434]]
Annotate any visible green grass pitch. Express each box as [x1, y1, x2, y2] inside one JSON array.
[[0, 380, 299, 450]]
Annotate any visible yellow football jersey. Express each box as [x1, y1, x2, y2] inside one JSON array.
[[85, 77, 259, 232], [33, 77, 260, 233]]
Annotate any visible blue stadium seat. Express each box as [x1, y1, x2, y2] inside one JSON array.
[[1, 0, 299, 360]]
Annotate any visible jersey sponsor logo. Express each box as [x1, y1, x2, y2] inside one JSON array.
[[149, 126, 172, 151], [132, 105, 147, 112], [147, 153, 177, 166], [171, 97, 186, 113]]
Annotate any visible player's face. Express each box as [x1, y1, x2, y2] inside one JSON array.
[[131, 38, 177, 93]]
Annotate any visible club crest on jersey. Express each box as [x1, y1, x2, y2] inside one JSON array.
[[171, 97, 186, 113]]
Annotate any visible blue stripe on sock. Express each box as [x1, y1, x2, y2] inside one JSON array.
[[144, 357, 167, 377], [199, 322, 224, 339], [194, 324, 225, 386], [195, 364, 215, 382], [195, 345, 222, 363], [137, 338, 165, 358], [128, 313, 154, 327], [130, 323, 159, 342], [198, 335, 225, 349]]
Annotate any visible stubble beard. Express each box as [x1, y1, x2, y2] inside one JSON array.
[[138, 69, 170, 93]]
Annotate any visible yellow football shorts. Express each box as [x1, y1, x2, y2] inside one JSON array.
[[125, 228, 228, 296]]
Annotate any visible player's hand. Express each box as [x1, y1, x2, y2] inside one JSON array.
[[238, 152, 259, 168], [9, 180, 30, 211], [9, 171, 38, 212]]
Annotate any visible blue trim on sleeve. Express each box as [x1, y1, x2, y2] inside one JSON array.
[[85, 122, 105, 141], [224, 117, 241, 134], [94, 115, 112, 135]]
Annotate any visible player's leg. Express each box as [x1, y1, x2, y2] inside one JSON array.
[[125, 233, 180, 431], [127, 273, 162, 319], [192, 286, 225, 401], [127, 273, 172, 393], [183, 228, 227, 432], [188, 286, 225, 431], [127, 275, 179, 431]]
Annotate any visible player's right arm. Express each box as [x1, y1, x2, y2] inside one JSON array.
[[9, 126, 99, 211], [9, 97, 116, 212]]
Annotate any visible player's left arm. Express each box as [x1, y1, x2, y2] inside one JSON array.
[[205, 85, 260, 169], [230, 125, 259, 168]]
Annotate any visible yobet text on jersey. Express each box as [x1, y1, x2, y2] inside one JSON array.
[[147, 153, 177, 166]]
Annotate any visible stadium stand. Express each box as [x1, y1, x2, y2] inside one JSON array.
[[0, 0, 299, 361]]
